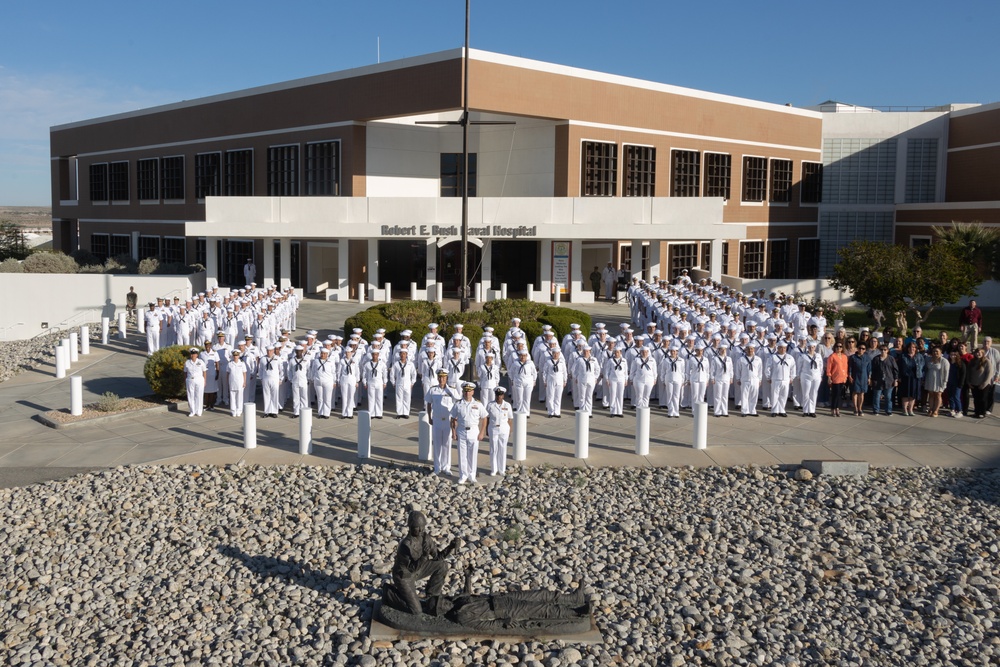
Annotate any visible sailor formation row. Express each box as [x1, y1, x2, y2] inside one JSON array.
[[143, 283, 300, 355]]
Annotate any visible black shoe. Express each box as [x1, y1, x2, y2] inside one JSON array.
[[780, 413, 788, 418]]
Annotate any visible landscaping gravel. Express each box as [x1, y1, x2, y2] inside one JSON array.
[[0, 325, 102, 384], [2, 464, 998, 666]]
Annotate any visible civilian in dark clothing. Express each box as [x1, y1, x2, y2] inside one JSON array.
[[847, 344, 873, 416], [870, 344, 899, 415], [959, 299, 983, 348], [946, 351, 967, 418]]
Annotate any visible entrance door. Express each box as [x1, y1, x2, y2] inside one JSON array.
[[378, 240, 427, 296], [437, 241, 481, 298], [348, 240, 368, 300]]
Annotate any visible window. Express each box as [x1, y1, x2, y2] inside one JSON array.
[[305, 141, 340, 196], [742, 156, 767, 202], [669, 243, 698, 279], [91, 233, 109, 260], [721, 242, 730, 275], [110, 234, 131, 259], [89, 163, 109, 202], [138, 159, 159, 201], [108, 161, 129, 202], [623, 145, 655, 196], [905, 138, 938, 203], [740, 241, 765, 279], [161, 156, 185, 200], [225, 150, 253, 196], [581, 141, 617, 196], [769, 159, 792, 203], [163, 237, 186, 264], [224, 240, 255, 286], [701, 242, 711, 273], [671, 150, 700, 197], [822, 138, 897, 205], [800, 162, 822, 204], [138, 235, 161, 260], [194, 238, 207, 267], [704, 153, 731, 199], [910, 236, 932, 249], [797, 239, 820, 279], [440, 153, 477, 197], [818, 211, 894, 275], [268, 145, 299, 196], [195, 153, 221, 199], [768, 239, 789, 279]]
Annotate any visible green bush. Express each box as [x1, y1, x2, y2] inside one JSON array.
[[70, 248, 100, 267], [104, 254, 138, 274], [23, 251, 78, 274], [144, 345, 195, 398], [537, 307, 592, 341], [0, 258, 24, 273], [519, 320, 543, 344]]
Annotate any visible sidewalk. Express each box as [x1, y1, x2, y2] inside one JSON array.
[[1, 297, 997, 477]]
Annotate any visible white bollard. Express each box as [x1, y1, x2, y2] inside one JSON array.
[[299, 408, 313, 455], [526, 283, 534, 302], [692, 401, 708, 450], [358, 283, 366, 305], [574, 409, 589, 459], [101, 316, 109, 345], [434, 284, 443, 303], [118, 312, 127, 340], [69, 332, 79, 363], [635, 406, 650, 456], [411, 282, 418, 301], [70, 376, 82, 416], [138, 308, 145, 334], [60, 339, 71, 369], [358, 411, 372, 459], [474, 283, 482, 303], [834, 319, 845, 334], [554, 285, 561, 307], [384, 282, 392, 303], [243, 406, 257, 449], [80, 325, 90, 355], [500, 283, 508, 300], [418, 411, 432, 461], [55, 344, 67, 379], [513, 412, 527, 461]]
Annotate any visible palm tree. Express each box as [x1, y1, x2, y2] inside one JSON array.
[[932, 221, 1000, 281]]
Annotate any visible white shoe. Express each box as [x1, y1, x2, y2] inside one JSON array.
[[490, 471, 497, 477], [458, 477, 467, 485], [954, 412, 963, 419], [188, 413, 196, 418]]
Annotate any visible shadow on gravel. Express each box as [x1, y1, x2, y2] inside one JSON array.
[[217, 545, 362, 599], [938, 468, 1000, 506]]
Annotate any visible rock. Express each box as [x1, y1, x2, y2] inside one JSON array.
[[793, 468, 813, 481]]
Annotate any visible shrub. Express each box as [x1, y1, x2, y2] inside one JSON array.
[[144, 345, 195, 398], [95, 392, 122, 412], [104, 254, 138, 274], [22, 251, 79, 274], [78, 263, 106, 274], [70, 249, 100, 267], [0, 258, 24, 273], [138, 257, 159, 275], [155, 261, 191, 275], [537, 307, 592, 341]]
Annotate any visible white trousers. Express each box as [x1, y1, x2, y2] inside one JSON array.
[[229, 389, 244, 416], [712, 381, 731, 416], [511, 381, 534, 414], [664, 381, 683, 417], [689, 381, 708, 406], [457, 429, 479, 482], [394, 383, 412, 417], [316, 380, 334, 417], [800, 374, 821, 414], [186, 379, 204, 416], [489, 426, 509, 474], [146, 329, 159, 356], [367, 381, 385, 417], [291, 383, 309, 416], [740, 382, 760, 415], [261, 378, 280, 415], [770, 381, 790, 414], [545, 379, 565, 416], [575, 379, 596, 414], [340, 382, 357, 417], [606, 379, 625, 415], [431, 420, 453, 473], [632, 380, 653, 408]]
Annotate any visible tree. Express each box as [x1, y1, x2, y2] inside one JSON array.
[[829, 240, 978, 334], [932, 221, 1000, 281], [0, 221, 30, 261]]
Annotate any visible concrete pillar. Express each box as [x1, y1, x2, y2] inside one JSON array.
[[338, 241, 350, 300], [137, 308, 145, 334], [480, 241, 492, 295], [635, 406, 650, 456], [693, 401, 708, 449], [69, 332, 79, 363], [243, 407, 257, 449], [205, 237, 220, 290], [117, 313, 127, 340], [80, 325, 90, 355], [70, 376, 82, 416], [500, 283, 508, 300], [411, 282, 418, 301], [425, 240, 437, 300], [570, 239, 584, 297], [384, 282, 391, 303], [299, 408, 313, 455], [513, 412, 527, 461], [554, 286, 562, 307], [263, 237, 276, 288], [101, 317, 109, 345], [418, 411, 431, 462], [55, 344, 66, 379], [710, 240, 723, 282], [61, 338, 70, 368], [574, 410, 589, 459], [358, 411, 372, 459], [358, 283, 366, 305], [631, 240, 644, 282], [649, 241, 662, 283], [279, 238, 292, 291], [526, 283, 534, 302]]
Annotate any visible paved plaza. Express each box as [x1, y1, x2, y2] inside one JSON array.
[[0, 297, 997, 487]]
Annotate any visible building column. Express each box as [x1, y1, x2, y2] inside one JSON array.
[[205, 236, 219, 290], [131, 231, 140, 261], [710, 239, 723, 283], [480, 241, 492, 296], [569, 239, 590, 302], [426, 240, 437, 301], [648, 240, 662, 283], [338, 241, 350, 300], [367, 240, 379, 299], [539, 240, 553, 301], [263, 237, 275, 288], [631, 240, 644, 281], [279, 238, 291, 290]]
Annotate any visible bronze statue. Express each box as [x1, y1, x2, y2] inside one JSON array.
[[385, 510, 460, 615]]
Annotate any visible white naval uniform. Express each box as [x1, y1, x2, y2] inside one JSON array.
[[363, 358, 388, 418], [659, 354, 685, 417], [426, 384, 459, 474], [486, 399, 513, 475], [450, 397, 486, 483], [310, 356, 337, 417], [476, 361, 501, 404], [390, 359, 417, 417], [796, 351, 824, 415], [258, 355, 283, 416], [629, 354, 657, 409], [603, 355, 628, 416], [183, 358, 206, 417], [766, 353, 794, 415], [285, 356, 310, 416], [418, 353, 442, 400], [573, 355, 601, 415], [339, 357, 361, 418], [145, 310, 162, 355], [227, 360, 247, 416], [541, 356, 568, 417], [509, 358, 537, 415], [736, 355, 763, 415], [710, 353, 734, 416], [686, 354, 710, 406]]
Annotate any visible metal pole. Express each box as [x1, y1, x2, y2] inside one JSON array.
[[460, 0, 471, 313]]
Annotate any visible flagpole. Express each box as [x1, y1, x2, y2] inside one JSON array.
[[460, 0, 471, 312]]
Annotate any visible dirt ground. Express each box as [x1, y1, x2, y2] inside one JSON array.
[[0, 206, 52, 230]]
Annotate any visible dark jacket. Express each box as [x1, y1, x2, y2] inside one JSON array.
[[870, 354, 898, 389]]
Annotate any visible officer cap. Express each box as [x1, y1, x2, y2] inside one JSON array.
[[244, 334, 253, 340], [494, 387, 507, 394], [462, 382, 476, 390], [189, 347, 199, 353], [232, 350, 241, 357], [437, 369, 449, 376], [272, 344, 283, 350]]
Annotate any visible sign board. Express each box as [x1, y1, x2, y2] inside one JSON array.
[[551, 241, 571, 295]]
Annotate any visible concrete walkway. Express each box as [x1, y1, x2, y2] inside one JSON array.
[[1, 297, 998, 484]]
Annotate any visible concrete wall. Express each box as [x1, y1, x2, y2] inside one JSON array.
[[0, 273, 206, 341]]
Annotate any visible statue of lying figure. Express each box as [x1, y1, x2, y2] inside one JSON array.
[[381, 511, 591, 634]]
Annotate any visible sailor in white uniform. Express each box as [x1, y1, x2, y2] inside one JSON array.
[[485, 387, 514, 477]]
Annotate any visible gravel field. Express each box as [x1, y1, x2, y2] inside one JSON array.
[[0, 326, 102, 384], [2, 464, 999, 667]]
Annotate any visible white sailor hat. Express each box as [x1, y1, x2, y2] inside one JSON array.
[[728, 323, 739, 331], [776, 339, 788, 347], [373, 332, 384, 338], [542, 325, 552, 331], [454, 323, 464, 329], [307, 330, 318, 336], [807, 339, 819, 347], [518, 349, 529, 355], [353, 328, 363, 334], [719, 341, 730, 350], [370, 348, 380, 354], [695, 341, 706, 350], [595, 323, 606, 329], [635, 334, 646, 342], [570, 323, 581, 330], [429, 323, 439, 329], [739, 333, 751, 341], [511, 317, 521, 323], [400, 330, 412, 337], [452, 334, 463, 341], [376, 328, 386, 334], [484, 352, 494, 358], [755, 326, 765, 333], [272, 344, 283, 350], [483, 327, 494, 333], [294, 345, 304, 351], [685, 334, 696, 342], [712, 333, 722, 340], [581, 344, 591, 351], [766, 333, 777, 341]]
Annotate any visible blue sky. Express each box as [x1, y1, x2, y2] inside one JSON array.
[[1, 0, 997, 206]]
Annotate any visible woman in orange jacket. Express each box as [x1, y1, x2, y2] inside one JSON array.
[[826, 343, 849, 417]]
